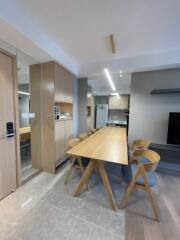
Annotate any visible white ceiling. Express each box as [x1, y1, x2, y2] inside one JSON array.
[[88, 73, 131, 95], [0, 0, 180, 90]]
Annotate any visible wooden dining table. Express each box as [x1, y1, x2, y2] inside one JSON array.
[[19, 127, 31, 141], [67, 127, 128, 211]]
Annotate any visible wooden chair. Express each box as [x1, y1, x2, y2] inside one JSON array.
[[120, 149, 160, 221], [132, 139, 151, 151], [79, 132, 89, 140], [130, 139, 151, 162], [64, 138, 88, 189], [91, 128, 96, 134]]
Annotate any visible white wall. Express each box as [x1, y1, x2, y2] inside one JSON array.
[[129, 69, 180, 144]]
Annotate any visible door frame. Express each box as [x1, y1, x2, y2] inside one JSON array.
[[0, 48, 21, 188]]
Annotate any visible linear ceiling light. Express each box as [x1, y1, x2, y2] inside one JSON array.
[[18, 91, 30, 96], [104, 68, 116, 91]]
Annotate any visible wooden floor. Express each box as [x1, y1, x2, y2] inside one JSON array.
[[126, 172, 180, 240]]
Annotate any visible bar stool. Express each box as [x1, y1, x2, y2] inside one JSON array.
[[64, 138, 88, 189]]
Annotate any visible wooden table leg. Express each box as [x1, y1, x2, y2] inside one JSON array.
[[96, 161, 117, 211], [77, 156, 89, 190], [73, 159, 95, 197]]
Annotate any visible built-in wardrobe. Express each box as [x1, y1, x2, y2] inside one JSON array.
[[30, 61, 74, 174]]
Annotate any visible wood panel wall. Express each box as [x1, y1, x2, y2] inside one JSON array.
[[30, 64, 43, 170], [30, 61, 74, 174], [42, 62, 55, 173]]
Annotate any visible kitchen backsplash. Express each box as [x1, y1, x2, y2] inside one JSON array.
[[108, 109, 127, 121]]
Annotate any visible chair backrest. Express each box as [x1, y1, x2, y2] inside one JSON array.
[[91, 128, 96, 134], [67, 138, 81, 149], [133, 149, 160, 172], [79, 132, 89, 140], [132, 139, 151, 151]]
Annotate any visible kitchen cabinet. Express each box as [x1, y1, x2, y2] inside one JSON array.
[[64, 119, 73, 151], [109, 95, 129, 110], [55, 121, 65, 166], [64, 70, 73, 103], [55, 64, 65, 102], [55, 119, 73, 167]]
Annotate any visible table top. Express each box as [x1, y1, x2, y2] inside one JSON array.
[[67, 127, 128, 165], [19, 127, 31, 135]]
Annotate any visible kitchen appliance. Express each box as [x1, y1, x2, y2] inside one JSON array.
[[96, 104, 108, 128]]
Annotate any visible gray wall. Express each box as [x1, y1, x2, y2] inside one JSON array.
[[95, 96, 109, 104], [77, 78, 88, 134], [108, 110, 127, 121], [129, 69, 180, 144], [73, 78, 78, 136]]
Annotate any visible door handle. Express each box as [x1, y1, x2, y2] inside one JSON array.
[[0, 133, 15, 139], [6, 133, 15, 138]]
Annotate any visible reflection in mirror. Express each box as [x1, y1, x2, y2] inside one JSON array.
[[17, 51, 40, 182]]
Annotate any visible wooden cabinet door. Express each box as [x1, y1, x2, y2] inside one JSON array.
[[55, 121, 65, 166], [64, 120, 73, 152], [55, 64, 65, 102], [64, 70, 73, 103], [0, 51, 17, 200]]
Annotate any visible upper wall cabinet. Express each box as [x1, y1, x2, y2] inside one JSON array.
[[109, 95, 129, 110], [55, 64, 65, 102], [64, 69, 73, 103], [55, 64, 74, 103]]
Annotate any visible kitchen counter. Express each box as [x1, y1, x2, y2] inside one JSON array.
[[107, 120, 127, 126], [55, 118, 73, 122]]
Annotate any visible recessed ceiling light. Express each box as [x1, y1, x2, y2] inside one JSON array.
[[120, 70, 123, 74], [104, 68, 116, 91]]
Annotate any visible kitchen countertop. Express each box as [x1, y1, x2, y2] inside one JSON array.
[[108, 120, 127, 125], [55, 118, 73, 122]]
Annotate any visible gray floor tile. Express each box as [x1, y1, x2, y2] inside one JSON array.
[[1, 168, 125, 240]]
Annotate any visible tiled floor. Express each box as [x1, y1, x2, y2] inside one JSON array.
[[0, 164, 125, 240]]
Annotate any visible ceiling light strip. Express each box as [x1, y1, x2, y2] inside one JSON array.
[[104, 68, 116, 91]]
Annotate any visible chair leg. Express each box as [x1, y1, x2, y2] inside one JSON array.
[[77, 157, 89, 190], [120, 167, 141, 209], [140, 166, 159, 221], [64, 156, 76, 184]]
